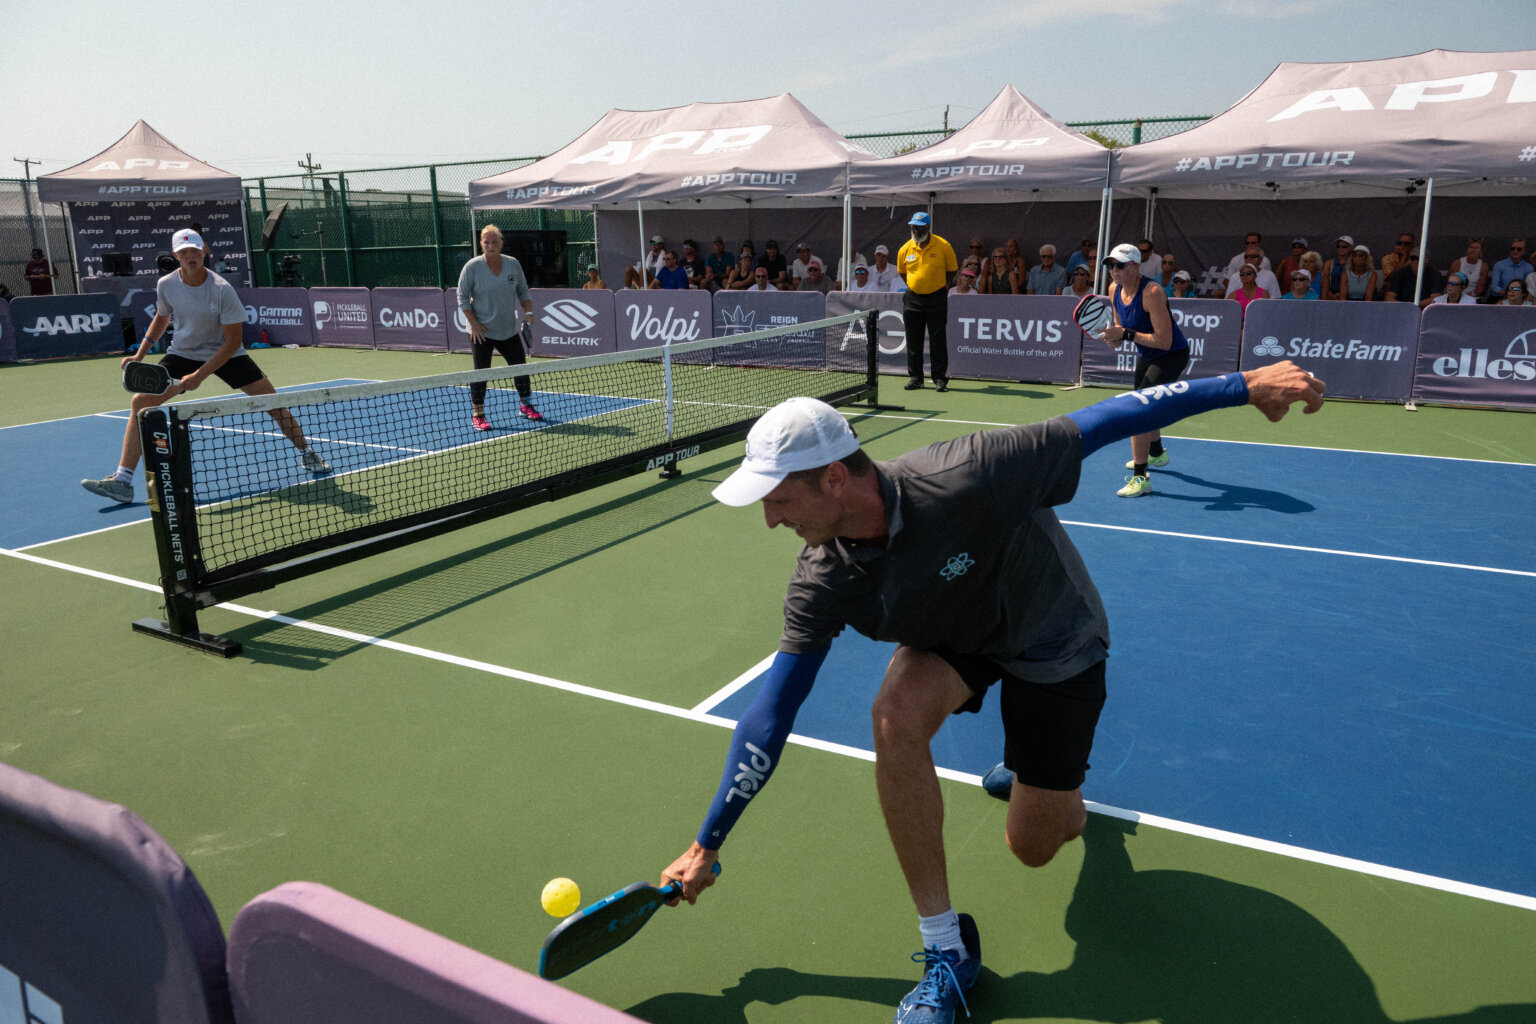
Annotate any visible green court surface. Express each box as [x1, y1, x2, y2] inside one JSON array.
[[5, 348, 1536, 1023]]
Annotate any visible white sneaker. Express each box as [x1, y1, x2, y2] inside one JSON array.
[[82, 477, 133, 504], [301, 449, 331, 475]]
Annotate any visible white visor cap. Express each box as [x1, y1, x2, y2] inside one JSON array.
[[712, 397, 860, 507]]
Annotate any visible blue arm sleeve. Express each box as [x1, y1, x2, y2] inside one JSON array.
[[1066, 372, 1250, 459], [695, 647, 828, 850]]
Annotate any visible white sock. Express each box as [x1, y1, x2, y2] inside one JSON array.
[[918, 909, 966, 957], [113, 467, 134, 483]]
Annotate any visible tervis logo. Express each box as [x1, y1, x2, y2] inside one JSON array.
[[543, 298, 602, 333], [1432, 330, 1536, 382], [939, 553, 975, 581], [1254, 336, 1286, 357]]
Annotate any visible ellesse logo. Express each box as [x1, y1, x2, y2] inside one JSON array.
[[542, 298, 602, 333]]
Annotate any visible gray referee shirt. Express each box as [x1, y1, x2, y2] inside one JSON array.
[[779, 416, 1108, 683], [457, 254, 531, 341], [156, 270, 246, 361]]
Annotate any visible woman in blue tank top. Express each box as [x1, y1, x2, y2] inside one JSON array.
[[1095, 244, 1191, 497]]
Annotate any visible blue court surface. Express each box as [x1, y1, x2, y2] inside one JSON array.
[[708, 438, 1536, 902]]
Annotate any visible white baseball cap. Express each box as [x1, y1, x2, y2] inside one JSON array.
[[1102, 242, 1142, 265], [712, 397, 860, 507], [171, 228, 205, 252]]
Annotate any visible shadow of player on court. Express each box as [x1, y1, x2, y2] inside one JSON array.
[[962, 815, 1533, 1024], [624, 965, 912, 1023], [1141, 468, 1315, 514]]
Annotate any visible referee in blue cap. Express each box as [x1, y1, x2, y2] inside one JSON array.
[[896, 212, 959, 392]]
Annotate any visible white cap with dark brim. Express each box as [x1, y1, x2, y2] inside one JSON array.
[[712, 397, 860, 507]]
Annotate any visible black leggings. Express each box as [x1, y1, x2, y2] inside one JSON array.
[[471, 334, 530, 404]]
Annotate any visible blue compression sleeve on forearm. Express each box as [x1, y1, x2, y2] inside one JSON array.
[[695, 647, 828, 850], [1067, 372, 1250, 459]]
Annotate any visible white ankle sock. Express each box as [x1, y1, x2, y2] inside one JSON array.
[[918, 909, 965, 956], [113, 467, 134, 483]]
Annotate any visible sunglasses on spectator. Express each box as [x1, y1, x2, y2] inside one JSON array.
[[1240, 270, 1256, 276], [1162, 259, 1175, 265], [1513, 245, 1527, 251], [1291, 275, 1307, 281], [1337, 242, 1352, 248]]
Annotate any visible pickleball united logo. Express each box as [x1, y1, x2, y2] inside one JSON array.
[[939, 552, 975, 580], [1254, 335, 1285, 357]]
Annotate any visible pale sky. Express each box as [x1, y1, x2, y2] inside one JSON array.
[[5, 1, 1525, 181]]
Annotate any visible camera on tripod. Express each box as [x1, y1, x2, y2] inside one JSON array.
[[276, 253, 303, 287]]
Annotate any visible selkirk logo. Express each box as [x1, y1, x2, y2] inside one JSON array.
[[939, 553, 975, 580]]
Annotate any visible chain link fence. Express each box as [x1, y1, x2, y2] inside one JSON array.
[[0, 180, 75, 296], [229, 114, 1209, 291]]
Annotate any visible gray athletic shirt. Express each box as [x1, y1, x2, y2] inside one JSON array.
[[156, 270, 247, 361], [780, 416, 1108, 683], [457, 254, 531, 341]]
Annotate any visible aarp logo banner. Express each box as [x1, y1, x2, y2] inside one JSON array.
[[1240, 299, 1418, 401], [616, 288, 712, 353], [828, 291, 905, 375], [1413, 304, 1536, 410], [309, 287, 374, 348], [234, 287, 312, 347], [0, 298, 14, 361], [10, 294, 121, 359], [948, 294, 1081, 383], [531, 288, 617, 356], [1080, 298, 1242, 385], [373, 287, 448, 351]]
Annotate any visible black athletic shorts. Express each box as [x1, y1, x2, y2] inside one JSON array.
[[939, 651, 1107, 792], [1133, 346, 1190, 391], [160, 352, 265, 390]]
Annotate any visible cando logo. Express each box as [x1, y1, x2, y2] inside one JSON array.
[[378, 307, 440, 329], [1253, 336, 1285, 357], [542, 298, 601, 333]]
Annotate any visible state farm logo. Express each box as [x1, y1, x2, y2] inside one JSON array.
[[1432, 330, 1536, 382], [542, 298, 601, 333], [1254, 336, 1285, 357]]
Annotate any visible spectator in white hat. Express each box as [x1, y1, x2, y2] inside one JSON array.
[[1282, 268, 1318, 300], [870, 244, 903, 292], [1321, 235, 1355, 300]]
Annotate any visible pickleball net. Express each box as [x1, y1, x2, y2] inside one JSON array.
[[134, 310, 880, 654]]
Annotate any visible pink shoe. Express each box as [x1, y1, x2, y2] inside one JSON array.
[[472, 413, 491, 431], [519, 402, 544, 421]]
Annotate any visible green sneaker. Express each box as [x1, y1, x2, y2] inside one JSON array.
[[1125, 452, 1169, 469], [1117, 474, 1152, 498]]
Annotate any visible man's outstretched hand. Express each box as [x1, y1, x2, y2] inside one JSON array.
[[1244, 361, 1327, 422]]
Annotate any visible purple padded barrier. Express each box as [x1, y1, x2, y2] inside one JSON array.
[[228, 882, 644, 1024], [0, 761, 233, 1024]]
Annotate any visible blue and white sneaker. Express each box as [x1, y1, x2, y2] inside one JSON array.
[[894, 913, 981, 1023], [981, 762, 1015, 802]]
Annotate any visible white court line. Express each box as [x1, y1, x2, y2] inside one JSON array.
[[691, 652, 777, 713], [1059, 520, 1536, 578], [6, 542, 1535, 915]]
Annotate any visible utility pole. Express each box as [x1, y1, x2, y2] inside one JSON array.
[[14, 157, 42, 251], [943, 105, 949, 134], [297, 153, 322, 190]]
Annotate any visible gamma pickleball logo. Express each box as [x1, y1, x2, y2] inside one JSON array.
[[1254, 335, 1285, 357]]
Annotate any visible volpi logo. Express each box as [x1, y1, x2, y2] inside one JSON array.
[[939, 553, 975, 581], [569, 125, 772, 166], [1432, 330, 1536, 382], [1254, 335, 1286, 357], [1269, 69, 1536, 121], [23, 312, 113, 336], [543, 298, 602, 333], [623, 301, 700, 343], [723, 742, 773, 803]]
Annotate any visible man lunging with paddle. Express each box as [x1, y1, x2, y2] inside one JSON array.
[[81, 228, 328, 505], [663, 359, 1325, 1024]]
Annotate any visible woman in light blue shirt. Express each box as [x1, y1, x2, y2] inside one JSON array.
[[1282, 268, 1318, 300]]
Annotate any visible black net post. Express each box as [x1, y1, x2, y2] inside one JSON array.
[[133, 406, 241, 657]]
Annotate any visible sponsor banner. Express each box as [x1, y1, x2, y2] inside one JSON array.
[[614, 288, 712, 353], [372, 287, 448, 351], [827, 291, 907, 375], [0, 299, 14, 362], [530, 288, 617, 356], [309, 287, 375, 348], [711, 290, 827, 369], [444, 289, 473, 353], [9, 293, 122, 359], [70, 198, 249, 284], [1239, 299, 1418, 401], [1080, 298, 1243, 385], [234, 287, 313, 347], [948, 294, 1082, 383], [1412, 305, 1536, 410]]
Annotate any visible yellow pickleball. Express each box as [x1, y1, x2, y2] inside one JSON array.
[[541, 877, 581, 917]]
